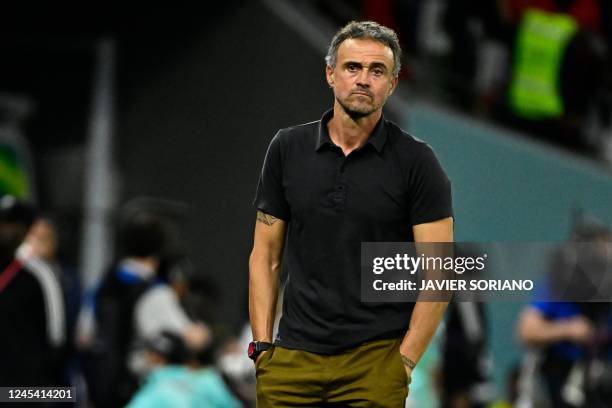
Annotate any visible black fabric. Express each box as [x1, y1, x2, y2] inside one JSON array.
[[82, 265, 152, 408], [254, 109, 453, 354], [442, 303, 491, 407], [0, 261, 61, 387], [540, 352, 575, 408]]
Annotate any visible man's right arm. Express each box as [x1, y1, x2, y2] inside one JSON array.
[[249, 210, 287, 344], [517, 306, 594, 345]]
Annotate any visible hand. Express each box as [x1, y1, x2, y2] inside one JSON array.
[[184, 322, 212, 350]]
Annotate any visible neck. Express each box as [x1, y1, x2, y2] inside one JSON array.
[[328, 104, 381, 156]]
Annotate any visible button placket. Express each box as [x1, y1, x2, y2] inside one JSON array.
[[333, 158, 348, 210]]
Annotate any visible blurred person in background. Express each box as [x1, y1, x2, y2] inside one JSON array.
[[22, 216, 81, 386], [126, 331, 193, 408], [81, 207, 217, 407], [421, 0, 612, 159], [127, 331, 242, 408], [0, 195, 66, 388], [501, 0, 611, 157], [250, 20, 453, 406], [441, 0, 511, 109], [490, 364, 521, 408], [441, 302, 495, 408], [129, 254, 213, 379], [80, 211, 169, 407], [517, 219, 612, 407]]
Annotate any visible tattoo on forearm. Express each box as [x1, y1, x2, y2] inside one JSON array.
[[401, 354, 417, 370], [257, 211, 279, 226]]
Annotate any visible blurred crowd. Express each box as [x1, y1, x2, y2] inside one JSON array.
[[320, 0, 612, 163], [0, 195, 253, 407], [1, 193, 610, 407]]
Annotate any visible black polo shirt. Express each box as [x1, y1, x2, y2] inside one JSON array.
[[254, 109, 453, 354]]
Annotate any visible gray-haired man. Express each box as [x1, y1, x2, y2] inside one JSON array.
[[249, 21, 453, 406]]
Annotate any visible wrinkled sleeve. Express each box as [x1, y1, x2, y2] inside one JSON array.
[[408, 145, 453, 225], [253, 131, 291, 221]]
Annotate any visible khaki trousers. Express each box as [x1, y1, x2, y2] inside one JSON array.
[[256, 338, 408, 407]]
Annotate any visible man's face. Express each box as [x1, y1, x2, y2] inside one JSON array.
[[326, 38, 397, 118], [25, 219, 58, 261]]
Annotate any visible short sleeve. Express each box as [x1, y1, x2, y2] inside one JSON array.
[[253, 132, 291, 221], [135, 285, 191, 339], [408, 145, 453, 225], [530, 283, 582, 320], [530, 300, 555, 317]]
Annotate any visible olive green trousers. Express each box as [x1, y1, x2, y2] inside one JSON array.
[[256, 338, 408, 407]]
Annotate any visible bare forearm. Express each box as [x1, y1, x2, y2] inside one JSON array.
[[399, 301, 448, 370], [520, 321, 569, 345], [249, 252, 281, 342], [249, 211, 286, 342], [518, 310, 588, 345], [403, 217, 453, 370]]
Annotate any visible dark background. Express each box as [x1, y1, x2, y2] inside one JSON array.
[[1, 1, 336, 328]]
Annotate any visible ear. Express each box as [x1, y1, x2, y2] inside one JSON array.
[[388, 76, 398, 96], [326, 64, 334, 87]]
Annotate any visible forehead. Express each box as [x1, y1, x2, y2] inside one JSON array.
[[336, 38, 394, 67], [32, 220, 55, 235]]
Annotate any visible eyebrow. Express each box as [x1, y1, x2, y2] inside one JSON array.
[[343, 61, 389, 71]]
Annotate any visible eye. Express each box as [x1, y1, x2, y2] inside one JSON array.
[[372, 67, 384, 76], [347, 63, 359, 72]]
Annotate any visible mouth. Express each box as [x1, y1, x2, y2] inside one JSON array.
[[351, 91, 372, 98]]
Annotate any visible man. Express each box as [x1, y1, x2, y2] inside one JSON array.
[[81, 208, 210, 406], [0, 195, 66, 387], [249, 21, 453, 406], [82, 211, 169, 408]]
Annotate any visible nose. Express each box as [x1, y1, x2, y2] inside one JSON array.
[[356, 69, 371, 88]]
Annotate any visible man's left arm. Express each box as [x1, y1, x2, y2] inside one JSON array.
[[399, 216, 453, 378]]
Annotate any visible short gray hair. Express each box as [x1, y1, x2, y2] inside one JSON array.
[[325, 21, 402, 77]]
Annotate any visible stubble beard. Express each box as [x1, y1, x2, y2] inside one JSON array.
[[337, 95, 381, 120]]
